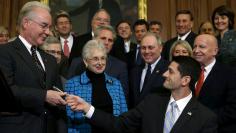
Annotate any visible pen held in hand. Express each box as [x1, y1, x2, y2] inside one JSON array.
[[52, 86, 63, 93]]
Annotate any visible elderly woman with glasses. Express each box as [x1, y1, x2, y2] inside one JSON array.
[[65, 39, 128, 133], [40, 36, 69, 81]]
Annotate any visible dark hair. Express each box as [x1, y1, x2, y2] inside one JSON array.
[[172, 56, 201, 91], [211, 5, 235, 30], [132, 19, 149, 31], [54, 10, 71, 25], [149, 20, 163, 31], [175, 10, 194, 21], [115, 20, 131, 33]]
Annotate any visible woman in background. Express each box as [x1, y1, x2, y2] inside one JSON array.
[[0, 26, 9, 44], [169, 40, 193, 61], [212, 5, 236, 66], [65, 40, 128, 133]]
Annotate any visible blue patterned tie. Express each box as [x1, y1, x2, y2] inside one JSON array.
[[164, 101, 178, 133]]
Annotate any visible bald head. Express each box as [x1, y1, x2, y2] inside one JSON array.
[[193, 34, 218, 66]]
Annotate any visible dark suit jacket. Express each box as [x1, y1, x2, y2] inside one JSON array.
[[110, 36, 136, 64], [90, 93, 218, 133], [126, 44, 145, 70], [67, 55, 129, 99], [69, 0, 122, 30], [129, 57, 170, 108], [69, 33, 90, 64], [0, 38, 66, 133], [197, 61, 236, 133], [162, 31, 197, 60]]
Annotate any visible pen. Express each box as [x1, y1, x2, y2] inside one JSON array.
[[52, 86, 63, 92]]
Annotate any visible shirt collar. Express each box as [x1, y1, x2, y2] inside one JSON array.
[[19, 35, 34, 54], [60, 34, 73, 42], [145, 56, 161, 72], [203, 58, 216, 79], [178, 31, 191, 40], [169, 92, 192, 112]]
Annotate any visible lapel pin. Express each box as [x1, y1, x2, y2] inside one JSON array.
[[187, 112, 192, 116], [156, 70, 160, 73]]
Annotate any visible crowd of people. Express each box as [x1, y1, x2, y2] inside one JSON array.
[[0, 1, 236, 133]]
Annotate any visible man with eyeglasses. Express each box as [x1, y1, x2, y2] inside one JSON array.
[[69, 9, 111, 63], [0, 1, 67, 133], [68, 25, 129, 102]]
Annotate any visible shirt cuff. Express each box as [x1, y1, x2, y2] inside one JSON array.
[[85, 105, 95, 119]]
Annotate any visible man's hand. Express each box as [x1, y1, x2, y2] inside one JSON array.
[[66, 95, 91, 113], [46, 90, 67, 106]]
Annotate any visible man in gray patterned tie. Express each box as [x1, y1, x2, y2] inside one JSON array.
[[66, 56, 218, 133]]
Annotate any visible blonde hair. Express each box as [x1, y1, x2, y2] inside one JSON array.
[[169, 40, 193, 61]]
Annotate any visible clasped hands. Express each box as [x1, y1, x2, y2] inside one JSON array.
[[46, 90, 90, 113]]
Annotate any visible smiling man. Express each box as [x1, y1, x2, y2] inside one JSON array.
[[193, 34, 236, 132], [129, 32, 170, 108], [66, 56, 218, 133], [162, 10, 197, 60]]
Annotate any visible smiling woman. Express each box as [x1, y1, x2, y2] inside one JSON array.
[[65, 39, 128, 133]]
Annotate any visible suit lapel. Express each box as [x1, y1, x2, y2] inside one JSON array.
[[171, 97, 197, 132], [14, 38, 46, 89], [141, 58, 165, 94], [199, 62, 218, 97]]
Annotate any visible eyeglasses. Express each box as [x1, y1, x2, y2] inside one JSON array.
[[45, 50, 62, 55], [95, 17, 110, 23], [30, 19, 50, 31], [87, 56, 107, 63]]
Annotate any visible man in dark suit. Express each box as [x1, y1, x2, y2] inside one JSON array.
[[66, 56, 217, 133], [111, 20, 136, 63], [68, 25, 129, 100], [69, 0, 122, 31], [193, 34, 236, 133], [126, 19, 149, 69], [162, 10, 197, 60], [0, 2, 67, 133], [54, 11, 79, 64], [129, 32, 170, 108], [69, 9, 111, 62]]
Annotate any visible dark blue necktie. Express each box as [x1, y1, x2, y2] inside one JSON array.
[[142, 64, 151, 90], [136, 46, 142, 65]]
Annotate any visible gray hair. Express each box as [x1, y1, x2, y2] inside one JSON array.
[[17, 1, 50, 27], [141, 32, 162, 46], [94, 25, 116, 40], [0, 26, 9, 34], [82, 40, 107, 60], [169, 40, 193, 61], [40, 36, 61, 50]]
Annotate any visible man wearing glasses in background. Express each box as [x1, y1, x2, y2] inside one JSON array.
[[0, 1, 67, 133], [69, 9, 111, 62]]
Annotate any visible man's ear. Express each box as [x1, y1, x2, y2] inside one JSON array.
[[182, 75, 191, 86]]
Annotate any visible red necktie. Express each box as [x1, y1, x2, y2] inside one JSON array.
[[195, 67, 205, 97], [64, 40, 69, 57]]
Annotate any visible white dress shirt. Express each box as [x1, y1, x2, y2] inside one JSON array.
[[140, 56, 161, 91], [19, 35, 45, 70], [60, 34, 73, 52], [167, 92, 192, 123]]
